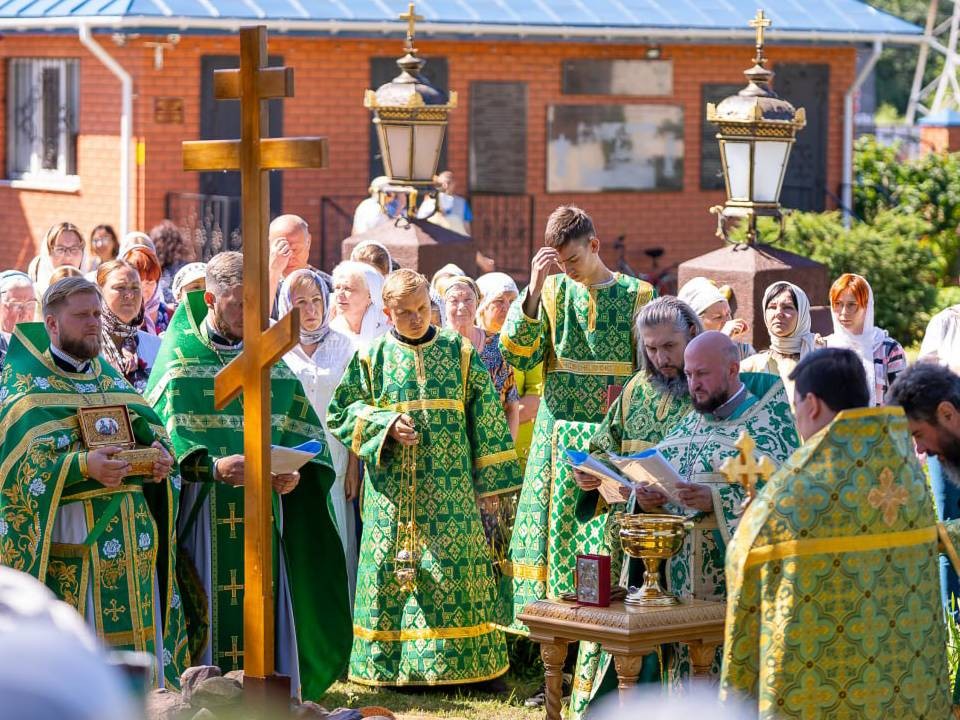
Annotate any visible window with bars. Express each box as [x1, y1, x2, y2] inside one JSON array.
[[6, 58, 79, 179]]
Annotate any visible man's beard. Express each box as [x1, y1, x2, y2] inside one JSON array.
[[212, 312, 242, 344], [691, 387, 730, 414], [59, 331, 101, 361], [649, 368, 689, 398], [935, 427, 960, 487]]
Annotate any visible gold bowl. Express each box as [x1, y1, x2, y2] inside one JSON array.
[[615, 513, 691, 606]]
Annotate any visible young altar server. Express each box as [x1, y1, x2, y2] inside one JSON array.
[[327, 269, 521, 687]]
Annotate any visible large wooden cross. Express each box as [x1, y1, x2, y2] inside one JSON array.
[[181, 25, 327, 688]]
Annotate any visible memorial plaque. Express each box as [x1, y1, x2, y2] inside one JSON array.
[[547, 104, 684, 193], [154, 97, 184, 124], [469, 81, 527, 194], [562, 59, 673, 96]]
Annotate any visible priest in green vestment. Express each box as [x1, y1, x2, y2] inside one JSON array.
[[568, 296, 700, 718], [327, 269, 521, 687], [0, 277, 189, 687], [499, 205, 654, 634], [144, 252, 351, 700], [721, 349, 953, 718], [645, 331, 799, 683]]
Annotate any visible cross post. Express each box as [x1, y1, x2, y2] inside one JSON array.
[[719, 431, 775, 511], [181, 25, 327, 689]]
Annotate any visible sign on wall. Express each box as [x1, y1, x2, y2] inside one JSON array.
[[546, 104, 684, 193], [469, 81, 527, 194], [561, 59, 673, 96]]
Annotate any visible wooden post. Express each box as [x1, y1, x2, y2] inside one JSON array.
[[181, 25, 327, 695]]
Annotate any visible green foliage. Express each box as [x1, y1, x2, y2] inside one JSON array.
[[874, 102, 903, 125], [739, 210, 940, 346], [853, 136, 960, 275]]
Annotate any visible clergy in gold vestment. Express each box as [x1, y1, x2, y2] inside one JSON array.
[[721, 349, 953, 718]]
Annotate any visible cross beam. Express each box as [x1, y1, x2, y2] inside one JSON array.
[[181, 25, 327, 684]]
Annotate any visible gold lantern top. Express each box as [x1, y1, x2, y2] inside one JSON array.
[[706, 10, 806, 136]]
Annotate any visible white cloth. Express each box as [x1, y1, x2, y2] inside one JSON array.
[[824, 276, 888, 406], [678, 276, 726, 316], [330, 261, 389, 352], [418, 193, 471, 236], [352, 197, 390, 236], [171, 262, 207, 302], [284, 333, 358, 602], [762, 281, 819, 357], [351, 240, 393, 273], [476, 272, 519, 313], [920, 305, 960, 374]]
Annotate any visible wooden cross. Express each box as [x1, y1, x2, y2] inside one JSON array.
[[219, 568, 244, 606], [181, 25, 327, 684], [749, 9, 771, 61], [719, 431, 775, 508], [218, 502, 244, 540]]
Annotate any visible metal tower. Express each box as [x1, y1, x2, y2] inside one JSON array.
[[907, 0, 960, 123]]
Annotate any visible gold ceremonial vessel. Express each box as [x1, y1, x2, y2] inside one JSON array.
[[616, 513, 692, 606]]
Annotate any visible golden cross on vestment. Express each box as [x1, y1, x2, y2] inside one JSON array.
[[104, 598, 127, 622], [218, 502, 244, 540], [719, 431, 775, 506], [400, 2, 424, 51], [220, 635, 244, 669], [749, 9, 772, 64], [219, 568, 244, 606], [181, 24, 327, 683]]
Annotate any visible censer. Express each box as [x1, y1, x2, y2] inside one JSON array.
[[616, 512, 692, 606], [395, 445, 420, 593]]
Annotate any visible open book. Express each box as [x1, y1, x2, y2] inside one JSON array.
[[606, 449, 683, 505], [564, 449, 636, 505], [270, 440, 325, 475]]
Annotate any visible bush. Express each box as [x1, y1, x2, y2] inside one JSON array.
[[740, 210, 940, 346]]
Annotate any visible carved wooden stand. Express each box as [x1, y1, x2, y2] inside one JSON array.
[[518, 599, 726, 720]]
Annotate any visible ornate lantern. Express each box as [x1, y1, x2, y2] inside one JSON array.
[[364, 2, 457, 209], [707, 10, 806, 244]]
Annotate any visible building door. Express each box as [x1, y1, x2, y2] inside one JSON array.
[[199, 55, 284, 227], [774, 63, 829, 213], [368, 56, 448, 182]]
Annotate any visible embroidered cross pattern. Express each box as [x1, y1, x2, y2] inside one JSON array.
[[867, 467, 909, 527], [218, 502, 244, 540], [219, 568, 244, 606]]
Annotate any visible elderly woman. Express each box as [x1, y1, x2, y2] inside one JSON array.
[[329, 260, 390, 350], [443, 274, 520, 439], [119, 234, 170, 335], [741, 281, 823, 402], [0, 271, 37, 366], [678, 276, 755, 360], [824, 273, 905, 406], [279, 269, 359, 600], [95, 260, 162, 392], [28, 222, 87, 295]]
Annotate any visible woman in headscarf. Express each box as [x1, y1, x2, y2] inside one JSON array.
[[824, 273, 905, 406], [171, 262, 207, 305], [95, 260, 162, 393], [678, 276, 755, 360], [279, 269, 359, 600], [741, 281, 823, 402], [28, 222, 87, 296], [118, 234, 170, 335], [329, 260, 390, 351], [350, 240, 393, 277]]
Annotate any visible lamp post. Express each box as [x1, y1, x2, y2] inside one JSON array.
[[364, 2, 457, 212], [707, 9, 806, 245]]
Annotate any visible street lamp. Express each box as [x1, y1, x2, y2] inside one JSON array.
[[707, 10, 806, 244], [364, 2, 457, 211]]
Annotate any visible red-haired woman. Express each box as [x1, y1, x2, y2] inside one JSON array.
[[824, 273, 905, 406], [118, 233, 170, 335]]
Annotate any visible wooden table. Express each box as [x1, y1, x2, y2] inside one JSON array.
[[518, 598, 726, 720]]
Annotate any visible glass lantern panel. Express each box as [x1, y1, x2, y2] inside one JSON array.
[[413, 124, 445, 182], [723, 141, 751, 201], [383, 123, 413, 179], [753, 141, 791, 203]]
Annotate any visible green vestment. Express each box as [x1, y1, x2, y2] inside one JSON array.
[[326, 328, 521, 687], [657, 372, 799, 681], [0, 323, 189, 687], [720, 407, 952, 718], [144, 292, 351, 700], [568, 373, 692, 718], [499, 273, 654, 633]]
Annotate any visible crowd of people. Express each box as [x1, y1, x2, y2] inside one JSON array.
[[2, 200, 960, 718]]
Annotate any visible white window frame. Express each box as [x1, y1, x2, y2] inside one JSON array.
[[6, 57, 79, 181]]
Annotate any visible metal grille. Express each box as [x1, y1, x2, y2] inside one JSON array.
[[6, 58, 78, 179], [164, 192, 242, 262]]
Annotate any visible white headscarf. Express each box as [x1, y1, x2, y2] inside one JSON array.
[[171, 262, 207, 302], [476, 272, 519, 313], [763, 281, 818, 357], [30, 225, 87, 296], [330, 260, 389, 347], [351, 240, 394, 275], [278, 268, 331, 346], [678, 276, 726, 317], [825, 274, 887, 405]]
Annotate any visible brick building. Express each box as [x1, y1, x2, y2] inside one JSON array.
[[0, 1, 920, 277]]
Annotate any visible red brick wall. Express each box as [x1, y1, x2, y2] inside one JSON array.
[[0, 32, 855, 275]]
